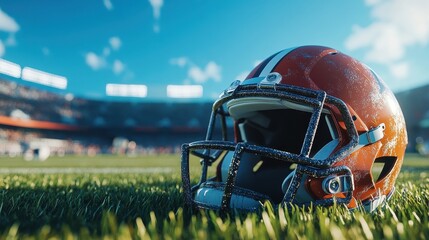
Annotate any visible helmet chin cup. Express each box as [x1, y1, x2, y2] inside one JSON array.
[[193, 182, 268, 211]]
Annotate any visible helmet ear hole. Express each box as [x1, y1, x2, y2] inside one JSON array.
[[371, 157, 397, 183]]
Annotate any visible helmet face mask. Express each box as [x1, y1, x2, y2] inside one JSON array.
[[181, 46, 407, 212]]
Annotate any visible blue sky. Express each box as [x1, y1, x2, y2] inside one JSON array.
[[0, 0, 428, 101]]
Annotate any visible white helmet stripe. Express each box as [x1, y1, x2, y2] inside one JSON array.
[[259, 47, 297, 77]]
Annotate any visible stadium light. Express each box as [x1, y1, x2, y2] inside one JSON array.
[[167, 85, 203, 98], [22, 67, 67, 89], [0, 58, 21, 78], [106, 83, 147, 97]]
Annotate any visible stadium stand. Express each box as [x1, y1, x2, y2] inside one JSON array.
[[0, 78, 221, 158], [2, 77, 428, 158]]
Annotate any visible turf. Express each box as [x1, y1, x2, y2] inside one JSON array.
[[0, 153, 428, 239]]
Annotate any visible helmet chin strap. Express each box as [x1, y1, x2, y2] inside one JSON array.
[[280, 123, 386, 207], [355, 123, 385, 151], [312, 123, 385, 161]]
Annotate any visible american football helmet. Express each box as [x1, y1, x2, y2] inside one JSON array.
[[181, 45, 407, 212]]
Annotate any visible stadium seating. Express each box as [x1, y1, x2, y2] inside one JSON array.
[[0, 78, 220, 157]]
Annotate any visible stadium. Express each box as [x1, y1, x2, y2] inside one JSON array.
[[0, 1, 429, 239], [1, 72, 428, 160], [0, 57, 428, 239], [0, 75, 214, 159]]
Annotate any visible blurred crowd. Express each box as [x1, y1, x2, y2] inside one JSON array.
[[0, 78, 212, 159], [1, 77, 429, 159], [0, 79, 211, 129]]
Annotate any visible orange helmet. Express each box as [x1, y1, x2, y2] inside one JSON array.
[[181, 45, 407, 212]]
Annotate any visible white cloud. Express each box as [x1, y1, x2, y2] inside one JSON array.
[[0, 40, 4, 57], [85, 37, 130, 76], [171, 57, 222, 83], [0, 8, 19, 32], [347, 23, 404, 64], [103, 0, 113, 11], [389, 62, 409, 79], [85, 52, 106, 70], [188, 61, 221, 83], [205, 61, 221, 81], [188, 66, 206, 83], [113, 59, 124, 74], [170, 57, 188, 67], [148, 0, 163, 19], [345, 0, 429, 79], [109, 37, 121, 50], [0, 9, 19, 57], [5, 34, 16, 46], [148, 0, 163, 32]]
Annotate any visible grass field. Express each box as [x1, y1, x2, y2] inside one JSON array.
[[0, 154, 428, 239]]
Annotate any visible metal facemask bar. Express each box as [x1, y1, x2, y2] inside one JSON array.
[[181, 77, 360, 211]]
